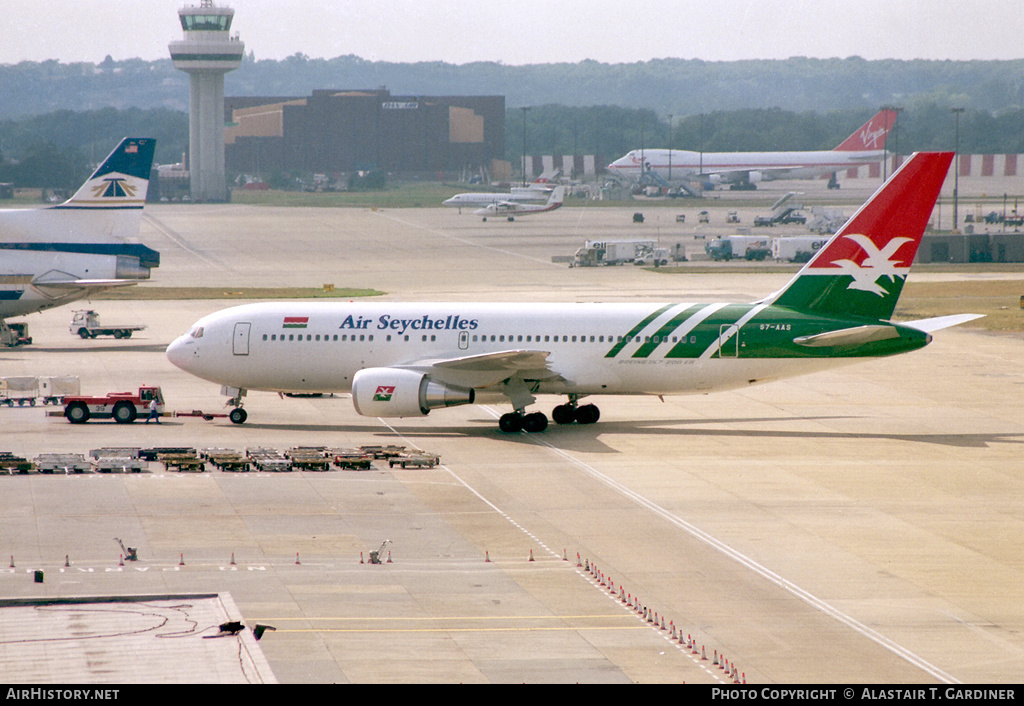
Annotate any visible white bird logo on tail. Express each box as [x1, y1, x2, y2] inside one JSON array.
[[831, 233, 913, 296]]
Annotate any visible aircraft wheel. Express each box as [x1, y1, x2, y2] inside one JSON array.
[[229, 408, 248, 425], [552, 404, 576, 425], [112, 401, 137, 424], [575, 404, 601, 425], [65, 402, 90, 424], [498, 412, 523, 433], [522, 412, 548, 433]]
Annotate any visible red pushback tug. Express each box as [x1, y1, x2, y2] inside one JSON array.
[[63, 386, 164, 424]]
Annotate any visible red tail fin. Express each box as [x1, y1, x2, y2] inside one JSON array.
[[834, 109, 898, 152], [769, 152, 953, 321]]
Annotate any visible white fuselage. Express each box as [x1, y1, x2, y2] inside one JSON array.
[[443, 190, 550, 208], [0, 208, 152, 318], [166, 301, 849, 402], [605, 148, 886, 183]]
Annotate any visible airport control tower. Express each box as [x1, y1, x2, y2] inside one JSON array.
[[169, 1, 244, 202]]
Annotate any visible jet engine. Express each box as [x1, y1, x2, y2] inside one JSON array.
[[351, 368, 475, 418]]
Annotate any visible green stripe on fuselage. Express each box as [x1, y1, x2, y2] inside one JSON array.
[[631, 304, 709, 358], [606, 302, 930, 361], [665, 304, 756, 358], [604, 304, 674, 358]]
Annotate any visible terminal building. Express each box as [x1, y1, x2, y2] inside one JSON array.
[[224, 89, 505, 181]]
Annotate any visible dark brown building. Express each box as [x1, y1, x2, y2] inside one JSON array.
[[225, 89, 505, 179]]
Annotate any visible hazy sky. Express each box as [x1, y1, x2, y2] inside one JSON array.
[[4, 0, 1022, 65]]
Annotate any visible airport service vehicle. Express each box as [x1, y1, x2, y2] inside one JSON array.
[[63, 385, 164, 424], [167, 153, 979, 434], [772, 236, 830, 263], [0, 375, 79, 407], [704, 235, 772, 261], [607, 110, 896, 190], [633, 244, 671, 267], [70, 310, 147, 339], [0, 138, 159, 347], [0, 322, 31, 347], [573, 239, 661, 267]]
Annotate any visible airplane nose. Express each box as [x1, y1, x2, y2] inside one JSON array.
[[165, 335, 195, 372]]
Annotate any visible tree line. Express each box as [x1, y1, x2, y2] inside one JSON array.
[[0, 103, 1021, 190], [508, 104, 1024, 163]]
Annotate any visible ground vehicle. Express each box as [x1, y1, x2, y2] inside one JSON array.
[[0, 376, 79, 406], [772, 236, 830, 263], [71, 310, 147, 339], [633, 244, 671, 266], [63, 385, 164, 424], [0, 321, 31, 347], [704, 235, 772, 261], [573, 240, 659, 267]]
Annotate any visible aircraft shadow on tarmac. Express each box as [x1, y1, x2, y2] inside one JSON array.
[[236, 415, 1024, 452]]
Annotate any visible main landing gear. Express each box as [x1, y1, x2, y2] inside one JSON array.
[[498, 399, 601, 433]]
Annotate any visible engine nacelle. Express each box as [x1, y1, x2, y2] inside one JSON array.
[[748, 171, 763, 184], [351, 367, 475, 418]]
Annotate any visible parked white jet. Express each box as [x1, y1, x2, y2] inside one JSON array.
[[474, 186, 565, 221], [606, 110, 896, 189], [442, 170, 559, 210], [0, 138, 159, 345], [167, 152, 977, 433]]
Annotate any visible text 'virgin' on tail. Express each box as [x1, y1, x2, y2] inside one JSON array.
[[834, 109, 898, 152], [767, 151, 954, 321]]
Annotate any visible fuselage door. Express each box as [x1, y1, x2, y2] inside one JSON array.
[[458, 330, 469, 350], [717, 324, 740, 358], [233, 322, 251, 356]]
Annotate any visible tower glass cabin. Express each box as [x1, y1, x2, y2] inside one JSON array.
[[169, 1, 244, 202]]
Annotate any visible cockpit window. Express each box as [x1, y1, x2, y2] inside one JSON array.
[[190, 326, 204, 339]]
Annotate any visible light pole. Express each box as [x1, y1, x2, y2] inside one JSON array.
[[667, 114, 673, 183], [951, 107, 965, 232], [521, 106, 530, 186]]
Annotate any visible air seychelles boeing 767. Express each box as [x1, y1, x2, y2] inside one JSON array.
[[167, 152, 978, 432]]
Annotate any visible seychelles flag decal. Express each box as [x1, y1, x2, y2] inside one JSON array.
[[283, 316, 308, 329], [373, 386, 395, 402]]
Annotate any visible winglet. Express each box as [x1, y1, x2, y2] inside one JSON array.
[[767, 151, 953, 321], [58, 138, 156, 210]]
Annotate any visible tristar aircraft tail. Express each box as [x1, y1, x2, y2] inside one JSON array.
[[833, 109, 898, 152], [58, 137, 155, 215], [766, 151, 953, 321]]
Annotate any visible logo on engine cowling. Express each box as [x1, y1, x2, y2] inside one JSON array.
[[373, 385, 395, 402]]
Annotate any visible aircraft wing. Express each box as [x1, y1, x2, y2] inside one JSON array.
[[401, 349, 560, 389], [32, 279, 142, 289]]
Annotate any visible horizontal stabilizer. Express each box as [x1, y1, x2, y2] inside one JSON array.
[[901, 313, 985, 332], [793, 325, 899, 348]]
